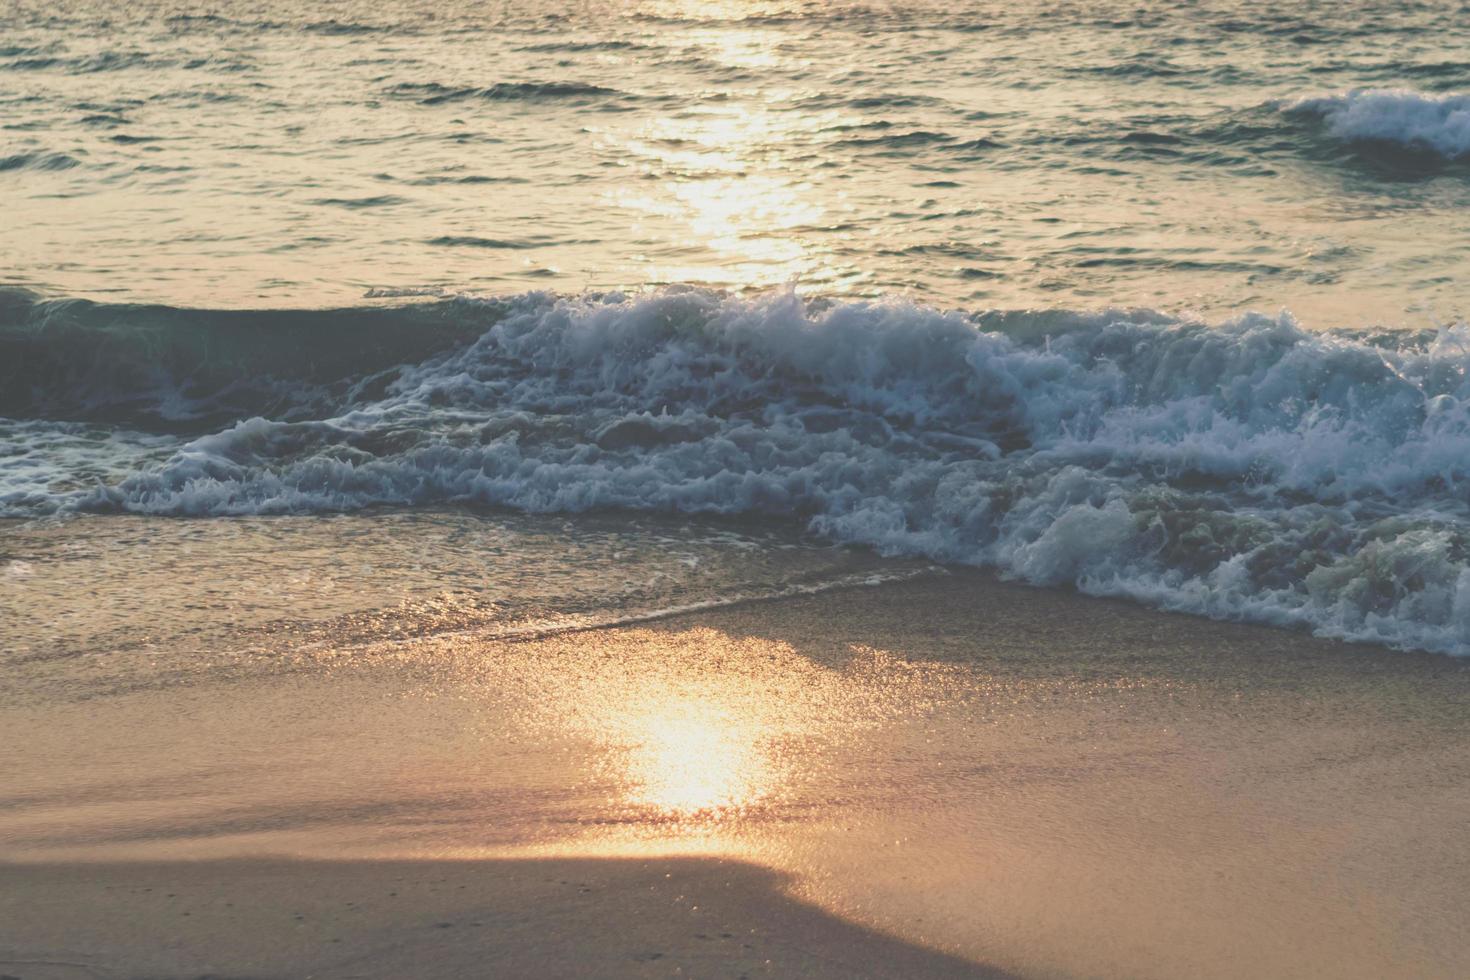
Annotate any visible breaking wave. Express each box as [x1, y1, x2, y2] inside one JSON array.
[[1285, 88, 1470, 160], [7, 286, 1470, 655]]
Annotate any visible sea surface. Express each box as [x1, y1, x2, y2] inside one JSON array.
[[5, 0, 1470, 658]]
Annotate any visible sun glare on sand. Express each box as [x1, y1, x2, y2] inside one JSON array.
[[621, 695, 775, 816], [442, 625, 963, 848]]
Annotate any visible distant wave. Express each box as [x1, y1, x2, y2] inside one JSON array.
[[7, 287, 1470, 656], [0, 150, 82, 172], [513, 40, 655, 53], [387, 81, 628, 106], [424, 235, 546, 250], [1284, 88, 1470, 159], [0, 49, 255, 74], [832, 130, 956, 149]]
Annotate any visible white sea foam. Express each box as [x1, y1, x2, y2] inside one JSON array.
[[8, 288, 1470, 655], [1286, 88, 1470, 158]]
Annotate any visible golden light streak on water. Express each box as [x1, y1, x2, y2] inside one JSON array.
[[609, 93, 853, 289]]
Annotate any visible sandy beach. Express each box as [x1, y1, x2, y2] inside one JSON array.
[[0, 857, 1004, 979], [6, 570, 1469, 979]]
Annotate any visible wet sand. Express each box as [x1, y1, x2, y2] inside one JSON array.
[[5, 571, 1470, 979]]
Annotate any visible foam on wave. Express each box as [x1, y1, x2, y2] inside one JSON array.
[[7, 287, 1470, 655], [1285, 88, 1470, 159]]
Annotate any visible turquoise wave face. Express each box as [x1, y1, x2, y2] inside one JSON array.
[[0, 289, 499, 427], [7, 287, 1470, 654]]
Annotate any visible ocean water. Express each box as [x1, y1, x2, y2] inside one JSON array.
[[5, 0, 1470, 657], [5, 0, 1470, 318]]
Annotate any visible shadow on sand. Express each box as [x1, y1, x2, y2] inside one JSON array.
[[0, 855, 1013, 980]]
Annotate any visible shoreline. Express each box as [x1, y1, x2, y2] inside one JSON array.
[[6, 569, 1470, 978]]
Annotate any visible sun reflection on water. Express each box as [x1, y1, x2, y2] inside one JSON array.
[[603, 50, 860, 291], [619, 696, 776, 818], [438, 625, 964, 855]]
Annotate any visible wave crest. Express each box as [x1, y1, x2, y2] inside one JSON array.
[[1285, 88, 1470, 159], [7, 287, 1470, 655]]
